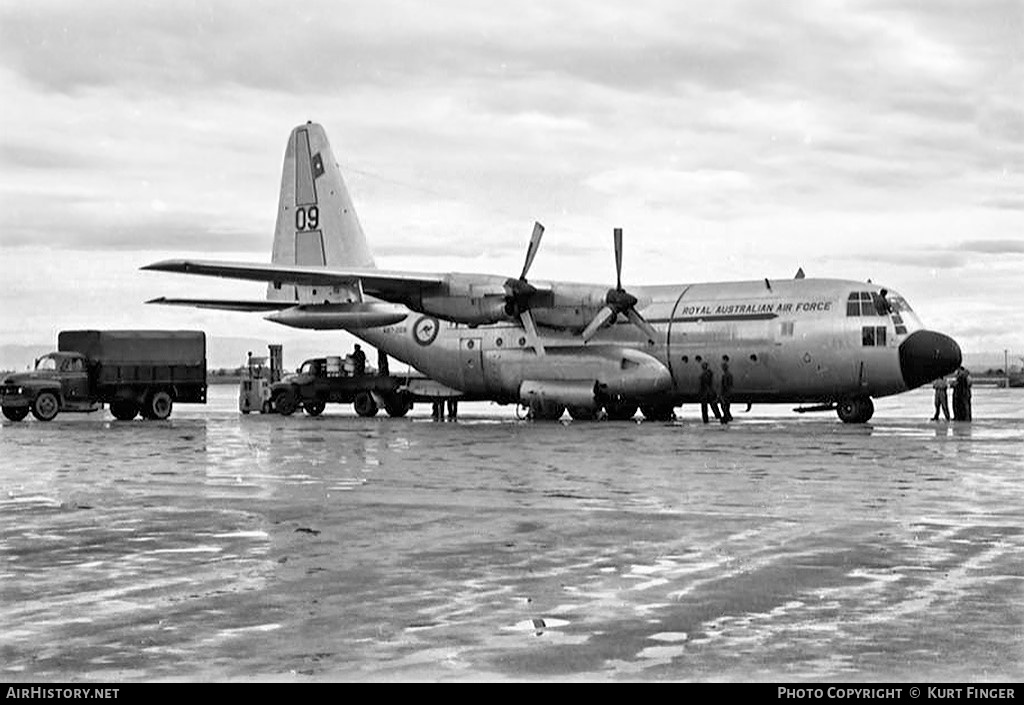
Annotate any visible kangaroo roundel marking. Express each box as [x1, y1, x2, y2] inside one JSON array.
[[413, 316, 440, 346]]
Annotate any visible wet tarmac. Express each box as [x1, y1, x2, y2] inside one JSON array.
[[1, 387, 1022, 682]]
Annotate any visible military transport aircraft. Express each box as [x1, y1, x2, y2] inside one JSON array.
[[144, 122, 962, 422]]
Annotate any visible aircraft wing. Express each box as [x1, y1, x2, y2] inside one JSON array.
[[146, 297, 295, 312], [142, 259, 447, 299]]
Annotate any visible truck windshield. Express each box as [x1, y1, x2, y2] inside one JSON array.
[[35, 356, 58, 371]]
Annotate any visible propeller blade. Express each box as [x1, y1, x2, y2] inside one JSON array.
[[519, 222, 545, 281], [581, 306, 616, 343], [613, 227, 623, 291], [520, 309, 545, 356], [625, 308, 659, 346]]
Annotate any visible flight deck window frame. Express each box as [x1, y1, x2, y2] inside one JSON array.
[[861, 325, 887, 347]]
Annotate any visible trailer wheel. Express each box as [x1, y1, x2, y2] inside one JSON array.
[[2, 406, 29, 422], [303, 400, 326, 417], [353, 392, 379, 418], [110, 400, 139, 421], [146, 391, 173, 420], [31, 392, 60, 422]]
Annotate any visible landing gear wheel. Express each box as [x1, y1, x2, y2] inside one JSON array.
[[2, 406, 29, 422], [529, 399, 565, 421], [303, 400, 326, 417], [604, 398, 638, 420], [273, 389, 298, 416], [146, 391, 173, 420], [837, 397, 874, 424], [110, 400, 139, 421], [567, 405, 598, 421], [354, 392, 379, 418], [31, 391, 60, 422], [384, 395, 412, 418], [641, 403, 675, 421]]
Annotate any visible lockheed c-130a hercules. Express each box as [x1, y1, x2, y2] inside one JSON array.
[[144, 121, 962, 423]]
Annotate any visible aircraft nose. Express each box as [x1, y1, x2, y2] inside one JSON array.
[[899, 330, 962, 390]]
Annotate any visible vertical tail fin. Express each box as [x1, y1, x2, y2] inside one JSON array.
[[267, 122, 375, 302]]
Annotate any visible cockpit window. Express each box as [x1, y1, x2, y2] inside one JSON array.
[[847, 291, 884, 317]]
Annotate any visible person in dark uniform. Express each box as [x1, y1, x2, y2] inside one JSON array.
[[432, 398, 444, 420], [698, 360, 722, 424], [377, 349, 389, 377], [931, 376, 950, 421], [952, 366, 972, 421], [351, 344, 366, 376], [719, 359, 734, 424], [446, 397, 458, 420]]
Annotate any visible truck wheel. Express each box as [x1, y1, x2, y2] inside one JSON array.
[[384, 395, 412, 418], [273, 389, 297, 416], [110, 400, 139, 421], [30, 392, 60, 422], [147, 391, 174, 420], [2, 406, 29, 422], [303, 400, 326, 417], [353, 392, 379, 418]]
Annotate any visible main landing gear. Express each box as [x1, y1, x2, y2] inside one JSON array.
[[837, 397, 874, 424]]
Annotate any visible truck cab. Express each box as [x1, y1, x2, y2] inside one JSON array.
[[269, 355, 413, 418], [1, 352, 100, 421]]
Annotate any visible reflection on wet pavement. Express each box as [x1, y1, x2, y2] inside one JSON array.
[[1, 387, 1022, 681]]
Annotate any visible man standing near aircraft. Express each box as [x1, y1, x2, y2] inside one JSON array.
[[931, 376, 950, 421], [699, 361, 722, 424], [953, 367, 972, 421], [719, 359, 734, 424]]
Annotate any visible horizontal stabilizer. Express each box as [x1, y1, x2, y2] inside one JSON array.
[[142, 259, 445, 299], [146, 297, 294, 312]]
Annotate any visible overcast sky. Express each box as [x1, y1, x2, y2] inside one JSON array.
[[1, 0, 1022, 359]]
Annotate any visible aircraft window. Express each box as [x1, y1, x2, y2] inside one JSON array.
[[680, 355, 689, 363], [895, 325, 907, 335], [780, 321, 794, 337], [862, 326, 887, 347], [695, 355, 703, 362], [496, 338, 503, 347], [847, 291, 881, 316], [871, 291, 892, 315], [750, 354, 758, 362], [518, 337, 526, 347]]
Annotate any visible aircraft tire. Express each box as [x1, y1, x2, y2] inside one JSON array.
[[837, 397, 874, 424], [640, 403, 675, 421], [529, 399, 565, 421], [384, 395, 412, 418], [567, 405, 598, 421], [110, 400, 139, 421], [2, 406, 29, 422], [303, 400, 326, 417], [354, 392, 379, 418], [31, 391, 60, 422], [273, 389, 298, 416], [146, 391, 174, 420], [604, 399, 638, 421]]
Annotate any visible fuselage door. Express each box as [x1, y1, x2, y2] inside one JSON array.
[[458, 337, 485, 391]]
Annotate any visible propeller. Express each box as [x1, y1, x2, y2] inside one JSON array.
[[581, 227, 658, 345], [503, 222, 547, 355]]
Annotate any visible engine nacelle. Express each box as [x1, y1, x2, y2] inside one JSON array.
[[417, 293, 508, 326], [519, 379, 599, 409]]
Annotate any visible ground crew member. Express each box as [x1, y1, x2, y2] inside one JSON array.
[[719, 359, 734, 424], [699, 360, 722, 424], [446, 397, 458, 420], [377, 349, 389, 377], [432, 398, 444, 420], [953, 366, 972, 421], [351, 344, 366, 376], [931, 376, 950, 421]]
